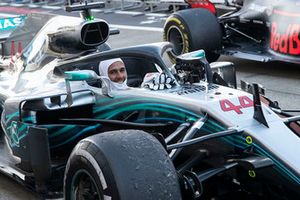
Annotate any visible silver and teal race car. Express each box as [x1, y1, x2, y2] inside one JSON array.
[[0, 2, 300, 199]]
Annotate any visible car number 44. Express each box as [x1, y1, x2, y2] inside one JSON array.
[[220, 96, 254, 114]]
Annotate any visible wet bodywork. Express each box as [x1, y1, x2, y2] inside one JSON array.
[[0, 6, 300, 200]]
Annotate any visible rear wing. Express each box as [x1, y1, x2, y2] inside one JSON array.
[[0, 31, 11, 43], [0, 16, 25, 56], [0, 16, 25, 40]]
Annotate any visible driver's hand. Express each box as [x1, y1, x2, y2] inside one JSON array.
[[142, 72, 174, 90]]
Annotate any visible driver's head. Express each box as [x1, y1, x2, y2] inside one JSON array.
[[99, 58, 127, 83], [99, 58, 128, 90]]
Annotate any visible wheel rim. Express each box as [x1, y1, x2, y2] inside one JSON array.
[[167, 26, 185, 56], [71, 169, 103, 200]]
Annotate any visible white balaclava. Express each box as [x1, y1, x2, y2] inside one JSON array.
[[98, 58, 128, 90]]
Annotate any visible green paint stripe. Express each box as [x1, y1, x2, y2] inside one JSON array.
[[18, 124, 27, 133], [18, 132, 28, 141], [97, 103, 201, 119], [94, 98, 171, 112], [200, 126, 300, 184], [94, 98, 226, 132], [205, 120, 226, 131], [5, 112, 19, 124], [51, 124, 99, 148], [222, 137, 248, 149], [99, 106, 189, 120], [49, 125, 77, 138], [95, 101, 200, 118], [135, 117, 185, 124], [254, 145, 300, 184]]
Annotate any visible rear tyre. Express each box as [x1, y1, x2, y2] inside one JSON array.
[[163, 8, 222, 63], [64, 130, 181, 200]]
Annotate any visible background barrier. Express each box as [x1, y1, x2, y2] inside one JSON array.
[[0, 0, 226, 13]]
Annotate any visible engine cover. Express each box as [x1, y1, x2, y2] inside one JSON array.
[[48, 20, 109, 54]]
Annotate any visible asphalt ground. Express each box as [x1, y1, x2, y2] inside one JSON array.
[[0, 2, 300, 199]]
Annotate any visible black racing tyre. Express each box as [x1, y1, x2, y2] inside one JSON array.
[[163, 8, 222, 63], [64, 130, 181, 200]]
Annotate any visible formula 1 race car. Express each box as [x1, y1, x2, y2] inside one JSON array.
[[163, 0, 300, 63], [1, 2, 300, 200]]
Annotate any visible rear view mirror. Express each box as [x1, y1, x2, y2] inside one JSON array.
[[64, 70, 99, 81], [210, 62, 237, 88], [64, 70, 100, 106], [64, 70, 113, 99]]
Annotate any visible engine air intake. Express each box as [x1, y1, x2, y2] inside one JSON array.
[[81, 21, 109, 46], [48, 20, 109, 54]]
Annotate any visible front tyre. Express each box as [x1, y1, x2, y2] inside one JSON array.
[[64, 130, 181, 200], [163, 8, 222, 63]]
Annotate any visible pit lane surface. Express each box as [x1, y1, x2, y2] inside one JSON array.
[[0, 5, 300, 200]]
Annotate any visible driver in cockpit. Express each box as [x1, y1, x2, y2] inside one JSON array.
[[99, 58, 174, 90], [98, 58, 129, 90]]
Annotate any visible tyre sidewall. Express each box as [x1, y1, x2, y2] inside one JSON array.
[[164, 9, 222, 63], [64, 141, 119, 200], [64, 130, 181, 200], [163, 15, 191, 62]]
